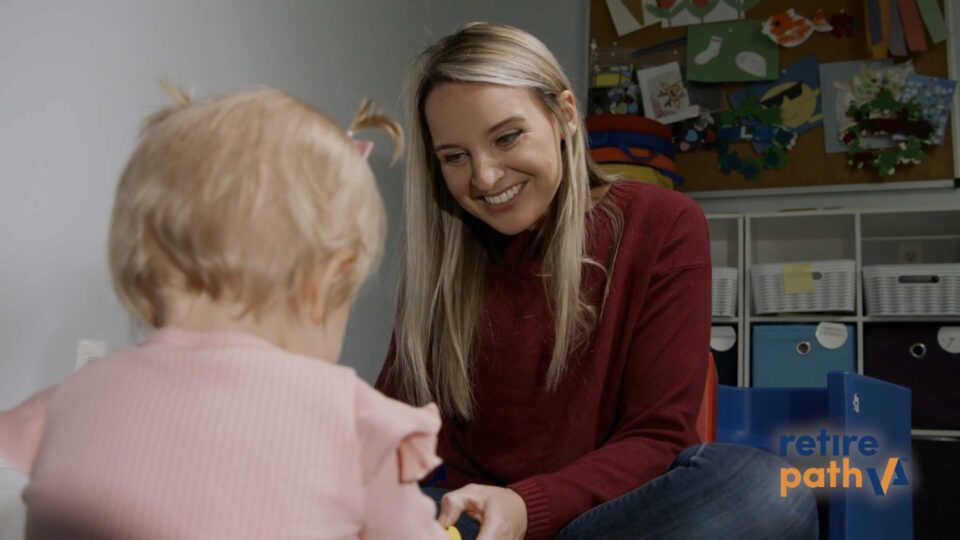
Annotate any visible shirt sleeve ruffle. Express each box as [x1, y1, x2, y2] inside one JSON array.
[[354, 382, 442, 484]]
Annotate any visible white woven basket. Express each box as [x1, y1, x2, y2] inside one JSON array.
[[751, 260, 856, 314], [712, 267, 738, 317], [863, 264, 960, 316]]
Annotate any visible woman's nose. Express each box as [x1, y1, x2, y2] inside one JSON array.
[[471, 154, 504, 191]]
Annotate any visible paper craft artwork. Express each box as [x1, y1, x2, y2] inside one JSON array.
[[916, 0, 947, 44], [761, 8, 832, 48], [850, 61, 914, 104], [642, 0, 759, 28], [672, 113, 718, 152], [888, 0, 908, 57], [842, 89, 934, 176], [899, 74, 957, 144], [896, 0, 928, 53], [687, 20, 778, 82], [636, 62, 700, 124], [605, 0, 649, 36], [865, 0, 891, 59], [729, 54, 822, 153], [820, 60, 895, 154], [713, 96, 798, 180]]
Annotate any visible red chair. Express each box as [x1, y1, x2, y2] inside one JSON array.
[[695, 353, 718, 443]]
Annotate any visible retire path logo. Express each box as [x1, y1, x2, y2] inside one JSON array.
[[778, 428, 909, 497]]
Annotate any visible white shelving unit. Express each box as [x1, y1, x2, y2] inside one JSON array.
[[707, 207, 960, 438]]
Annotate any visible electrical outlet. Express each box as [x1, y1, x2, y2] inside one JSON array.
[[898, 242, 922, 264]]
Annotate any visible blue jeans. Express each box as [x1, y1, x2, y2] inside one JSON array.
[[423, 442, 818, 540]]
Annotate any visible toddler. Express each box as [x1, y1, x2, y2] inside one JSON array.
[[0, 85, 446, 540]]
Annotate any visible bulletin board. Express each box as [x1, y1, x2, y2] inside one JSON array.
[[588, 0, 955, 193]]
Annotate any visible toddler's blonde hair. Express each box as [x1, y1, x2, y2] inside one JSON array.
[[109, 83, 402, 326]]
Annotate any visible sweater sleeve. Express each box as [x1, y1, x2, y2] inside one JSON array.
[[509, 199, 711, 539], [0, 386, 56, 474]]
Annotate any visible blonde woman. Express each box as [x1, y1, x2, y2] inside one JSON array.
[[377, 23, 818, 540]]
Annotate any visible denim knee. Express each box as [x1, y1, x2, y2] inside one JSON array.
[[698, 443, 819, 540]]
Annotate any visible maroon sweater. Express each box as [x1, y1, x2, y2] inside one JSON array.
[[376, 181, 711, 539]]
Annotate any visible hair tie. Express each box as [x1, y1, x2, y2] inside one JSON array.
[[346, 130, 374, 160]]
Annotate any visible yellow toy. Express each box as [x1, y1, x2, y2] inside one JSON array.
[[446, 525, 462, 540]]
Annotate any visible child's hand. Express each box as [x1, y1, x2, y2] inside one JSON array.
[[438, 484, 526, 540]]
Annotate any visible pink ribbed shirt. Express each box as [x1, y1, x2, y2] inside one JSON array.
[[0, 328, 446, 540]]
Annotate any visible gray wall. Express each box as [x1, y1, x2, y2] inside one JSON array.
[[0, 0, 587, 409]]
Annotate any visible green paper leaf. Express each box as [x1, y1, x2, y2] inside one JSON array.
[[874, 151, 900, 176], [645, 4, 670, 19]]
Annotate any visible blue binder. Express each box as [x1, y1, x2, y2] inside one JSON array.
[[827, 372, 912, 540], [717, 372, 913, 539]]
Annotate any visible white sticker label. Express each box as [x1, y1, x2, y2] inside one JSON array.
[[815, 322, 848, 350], [938, 327, 960, 354], [76, 339, 108, 371], [710, 326, 737, 352]]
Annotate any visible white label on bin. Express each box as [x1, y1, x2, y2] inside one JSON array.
[[710, 326, 737, 352], [815, 323, 848, 350], [938, 327, 960, 354]]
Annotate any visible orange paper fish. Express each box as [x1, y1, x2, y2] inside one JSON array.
[[762, 8, 833, 48]]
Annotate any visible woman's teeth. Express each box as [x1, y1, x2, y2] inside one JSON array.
[[484, 183, 522, 205]]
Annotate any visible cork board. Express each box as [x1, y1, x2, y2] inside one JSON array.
[[589, 0, 954, 193]]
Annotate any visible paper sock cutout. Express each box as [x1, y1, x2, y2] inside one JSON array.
[[694, 36, 723, 65]]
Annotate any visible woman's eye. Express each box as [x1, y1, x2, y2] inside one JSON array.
[[496, 130, 522, 146], [442, 152, 467, 165]]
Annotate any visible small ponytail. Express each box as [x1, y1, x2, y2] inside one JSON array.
[[349, 99, 404, 165]]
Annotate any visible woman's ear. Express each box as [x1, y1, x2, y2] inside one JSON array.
[[307, 249, 357, 324], [556, 90, 579, 137]]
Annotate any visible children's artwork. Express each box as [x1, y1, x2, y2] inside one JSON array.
[[642, 0, 760, 28], [888, 0, 908, 57], [842, 89, 934, 176], [851, 61, 914, 104], [899, 74, 957, 144], [687, 20, 778, 82], [896, 0, 928, 53], [916, 0, 947, 44], [761, 8, 832, 48], [636, 62, 700, 124], [712, 96, 798, 180], [605, 0, 649, 36], [729, 54, 822, 153], [672, 112, 718, 152], [592, 64, 633, 88], [865, 0, 892, 59], [820, 60, 896, 154]]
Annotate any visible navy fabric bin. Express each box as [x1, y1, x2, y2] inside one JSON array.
[[863, 323, 960, 431], [710, 325, 738, 386], [752, 324, 856, 387]]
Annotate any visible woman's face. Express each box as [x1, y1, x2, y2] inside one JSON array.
[[424, 83, 578, 235]]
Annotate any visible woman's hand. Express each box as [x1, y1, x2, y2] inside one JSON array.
[[438, 484, 528, 540]]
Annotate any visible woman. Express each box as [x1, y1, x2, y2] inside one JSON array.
[[377, 22, 818, 540]]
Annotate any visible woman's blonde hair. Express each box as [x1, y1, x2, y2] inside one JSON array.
[[109, 83, 402, 327], [393, 23, 618, 419]]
